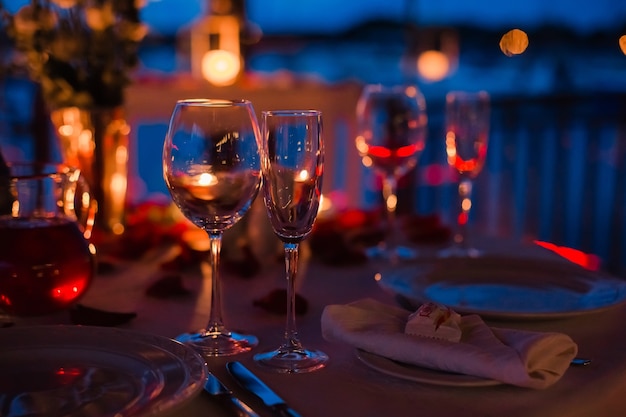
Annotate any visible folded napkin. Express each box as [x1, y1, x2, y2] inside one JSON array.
[[321, 299, 578, 389]]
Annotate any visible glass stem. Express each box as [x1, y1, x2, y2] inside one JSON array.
[[282, 242, 303, 350], [455, 177, 473, 247], [206, 231, 226, 335], [382, 176, 399, 261]]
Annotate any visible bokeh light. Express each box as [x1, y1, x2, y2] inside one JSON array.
[[619, 35, 626, 55], [499, 29, 529, 56]]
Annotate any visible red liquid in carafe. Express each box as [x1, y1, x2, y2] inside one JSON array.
[[0, 217, 94, 316]]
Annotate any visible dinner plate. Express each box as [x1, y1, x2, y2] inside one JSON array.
[[0, 325, 207, 417], [356, 350, 501, 387], [377, 255, 626, 320]]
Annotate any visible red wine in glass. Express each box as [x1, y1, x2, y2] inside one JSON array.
[[355, 84, 428, 262]]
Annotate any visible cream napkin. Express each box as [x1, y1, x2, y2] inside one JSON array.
[[321, 298, 578, 389]]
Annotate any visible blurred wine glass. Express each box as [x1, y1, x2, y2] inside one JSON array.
[[0, 162, 96, 326], [355, 84, 428, 263], [254, 110, 328, 373], [163, 99, 262, 356], [441, 90, 490, 257]]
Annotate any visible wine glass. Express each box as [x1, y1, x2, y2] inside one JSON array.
[[0, 162, 96, 326], [441, 90, 490, 257], [355, 84, 428, 264], [162, 99, 262, 356], [254, 110, 328, 373]]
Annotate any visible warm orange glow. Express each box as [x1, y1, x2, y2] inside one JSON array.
[[109, 170, 127, 236], [620, 35, 626, 55], [533, 240, 601, 271], [404, 85, 418, 98], [77, 129, 94, 154], [183, 229, 211, 252], [417, 50, 450, 82], [500, 29, 529, 56], [197, 172, 217, 186], [445, 131, 457, 162], [115, 144, 128, 165], [318, 194, 333, 216], [58, 124, 74, 137], [297, 170, 310, 181], [201, 49, 241, 86], [355, 135, 369, 155], [461, 198, 471, 211], [386, 194, 397, 211], [446, 134, 487, 175]]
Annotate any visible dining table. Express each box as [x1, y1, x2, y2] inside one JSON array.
[[8, 233, 626, 417]]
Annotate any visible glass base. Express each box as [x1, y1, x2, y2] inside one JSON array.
[[176, 330, 258, 357], [254, 346, 328, 373], [438, 244, 482, 259], [365, 243, 418, 262]]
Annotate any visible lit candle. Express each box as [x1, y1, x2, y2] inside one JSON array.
[[184, 172, 220, 200]]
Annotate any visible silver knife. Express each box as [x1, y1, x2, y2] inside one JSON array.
[[226, 361, 302, 417], [205, 371, 260, 417]]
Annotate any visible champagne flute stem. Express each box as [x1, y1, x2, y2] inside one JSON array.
[[455, 177, 473, 247], [282, 242, 303, 350], [382, 176, 399, 261], [206, 231, 226, 335]]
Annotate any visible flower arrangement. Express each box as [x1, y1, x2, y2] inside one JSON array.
[[1, 0, 147, 109]]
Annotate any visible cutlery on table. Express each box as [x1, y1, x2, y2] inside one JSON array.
[[571, 358, 592, 366], [205, 371, 260, 417], [227, 361, 302, 417]]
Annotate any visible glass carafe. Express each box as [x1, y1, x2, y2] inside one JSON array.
[[0, 163, 96, 318]]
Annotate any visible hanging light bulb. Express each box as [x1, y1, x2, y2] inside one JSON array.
[[190, 1, 247, 86], [201, 49, 242, 86], [408, 28, 458, 83]]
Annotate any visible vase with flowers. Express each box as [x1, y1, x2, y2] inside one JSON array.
[[1, 0, 147, 236]]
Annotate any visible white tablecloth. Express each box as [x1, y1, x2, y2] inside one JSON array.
[[18, 238, 626, 417]]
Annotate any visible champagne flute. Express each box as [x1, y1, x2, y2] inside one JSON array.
[[441, 91, 490, 257], [163, 99, 262, 356], [355, 84, 428, 263], [254, 110, 328, 373]]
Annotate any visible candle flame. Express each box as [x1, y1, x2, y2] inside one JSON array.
[[297, 170, 310, 181], [198, 172, 217, 186]]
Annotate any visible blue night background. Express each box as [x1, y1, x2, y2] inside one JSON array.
[[1, 0, 625, 276]]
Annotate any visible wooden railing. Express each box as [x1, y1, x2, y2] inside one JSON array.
[[412, 93, 626, 277], [2, 75, 624, 276]]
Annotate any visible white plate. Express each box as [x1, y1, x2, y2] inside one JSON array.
[[377, 255, 626, 320], [0, 325, 207, 417], [356, 350, 501, 387]]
